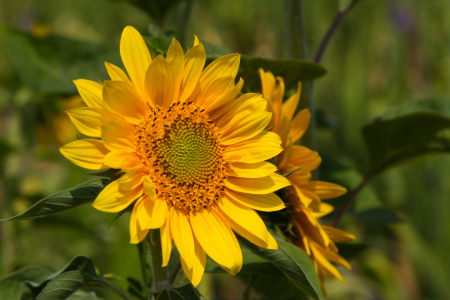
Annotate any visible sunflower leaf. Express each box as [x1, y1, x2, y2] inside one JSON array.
[[238, 236, 325, 300], [26, 256, 132, 300], [1, 178, 111, 221], [0, 266, 51, 300], [205, 55, 327, 92], [152, 284, 202, 300], [363, 111, 450, 175]]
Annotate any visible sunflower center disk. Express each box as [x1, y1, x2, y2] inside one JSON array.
[[135, 101, 227, 213]]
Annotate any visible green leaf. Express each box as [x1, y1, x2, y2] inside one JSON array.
[[237, 236, 325, 300], [0, 267, 51, 300], [234, 56, 326, 92], [205, 247, 284, 278], [152, 284, 201, 300], [352, 207, 403, 223], [27, 256, 132, 300], [1, 28, 121, 94], [1, 178, 111, 221], [241, 275, 309, 300], [362, 111, 450, 175], [121, 0, 184, 26]]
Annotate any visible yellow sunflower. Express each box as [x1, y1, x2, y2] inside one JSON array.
[[60, 26, 290, 286], [259, 69, 355, 297]]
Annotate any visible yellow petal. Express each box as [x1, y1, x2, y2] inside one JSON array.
[[271, 76, 285, 130], [103, 80, 148, 125], [60, 139, 108, 170], [310, 243, 347, 280], [282, 82, 302, 121], [121, 156, 142, 172], [226, 173, 290, 194], [170, 209, 195, 269], [225, 190, 285, 212], [160, 208, 173, 267], [193, 35, 200, 46], [302, 181, 347, 199], [290, 108, 311, 143], [120, 26, 152, 100], [223, 131, 282, 164], [199, 54, 240, 89], [130, 199, 149, 244], [105, 61, 131, 82], [118, 167, 145, 192], [101, 118, 136, 152], [284, 165, 311, 186], [195, 75, 234, 107], [190, 209, 242, 275], [216, 94, 267, 128], [104, 151, 137, 169], [67, 107, 115, 137], [92, 180, 142, 213], [179, 44, 206, 102], [311, 203, 334, 219], [144, 175, 155, 199], [180, 237, 206, 287], [138, 197, 168, 230], [277, 137, 293, 171], [322, 225, 355, 243], [204, 78, 244, 114], [166, 38, 185, 102], [289, 146, 322, 172], [145, 55, 175, 108], [220, 111, 272, 146], [258, 68, 275, 100], [73, 79, 103, 108], [219, 195, 277, 249], [226, 161, 277, 178]]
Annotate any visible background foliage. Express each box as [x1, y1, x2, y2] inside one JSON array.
[[1, 0, 450, 299]]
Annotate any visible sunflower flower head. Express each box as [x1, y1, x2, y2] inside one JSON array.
[[259, 69, 356, 297], [60, 26, 290, 287]]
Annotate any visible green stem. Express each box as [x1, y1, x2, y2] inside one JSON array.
[[242, 274, 258, 300], [179, 0, 193, 48], [137, 241, 152, 289], [147, 229, 168, 294]]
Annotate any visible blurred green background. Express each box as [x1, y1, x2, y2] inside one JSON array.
[[1, 0, 450, 299]]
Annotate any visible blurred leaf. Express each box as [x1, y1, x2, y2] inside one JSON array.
[[238, 236, 325, 300], [124, 0, 185, 26], [245, 275, 309, 300], [205, 246, 283, 277], [219, 56, 327, 92], [145, 35, 174, 56], [125, 277, 145, 300], [1, 28, 121, 94], [352, 208, 403, 223], [363, 111, 450, 175], [0, 267, 51, 300], [201, 41, 232, 56], [1, 178, 111, 221], [86, 168, 123, 181], [152, 284, 201, 300], [26, 256, 132, 300], [336, 243, 369, 260]]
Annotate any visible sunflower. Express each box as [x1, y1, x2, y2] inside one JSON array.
[[60, 26, 290, 286], [259, 69, 355, 296]]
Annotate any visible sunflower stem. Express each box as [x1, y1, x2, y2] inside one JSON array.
[[284, 0, 318, 162], [137, 241, 153, 290], [147, 229, 169, 294]]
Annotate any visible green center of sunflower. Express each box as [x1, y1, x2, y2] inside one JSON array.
[[135, 101, 227, 213], [156, 125, 221, 185]]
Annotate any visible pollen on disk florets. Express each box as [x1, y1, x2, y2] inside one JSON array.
[[135, 100, 227, 213]]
